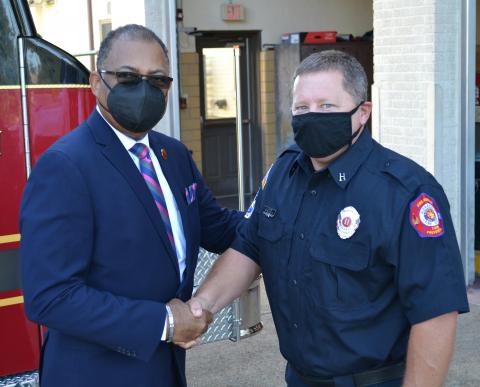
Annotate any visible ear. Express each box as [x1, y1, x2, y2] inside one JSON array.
[[359, 101, 372, 126], [90, 71, 101, 97]]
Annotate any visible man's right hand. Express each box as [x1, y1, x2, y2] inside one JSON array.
[[172, 248, 261, 349], [167, 298, 213, 344]]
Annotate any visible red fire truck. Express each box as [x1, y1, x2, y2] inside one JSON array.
[[0, 0, 95, 384]]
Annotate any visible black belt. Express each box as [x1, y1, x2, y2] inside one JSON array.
[[294, 362, 405, 387]]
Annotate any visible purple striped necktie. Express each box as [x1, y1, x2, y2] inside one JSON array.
[[130, 143, 176, 253]]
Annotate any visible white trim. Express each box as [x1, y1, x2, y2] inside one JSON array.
[[460, 0, 476, 285], [18, 38, 32, 179], [167, 0, 181, 140], [371, 83, 381, 142]]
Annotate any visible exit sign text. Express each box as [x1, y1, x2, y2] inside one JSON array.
[[221, 4, 245, 21]]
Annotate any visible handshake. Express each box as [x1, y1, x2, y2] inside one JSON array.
[[166, 296, 214, 349]]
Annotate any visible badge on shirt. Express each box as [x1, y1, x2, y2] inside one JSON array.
[[185, 183, 197, 205], [336, 206, 361, 239], [409, 193, 444, 238]]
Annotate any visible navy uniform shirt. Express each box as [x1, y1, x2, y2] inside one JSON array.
[[232, 129, 469, 378]]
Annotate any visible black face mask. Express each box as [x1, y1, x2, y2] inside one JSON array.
[[291, 102, 364, 158], [100, 78, 167, 133]]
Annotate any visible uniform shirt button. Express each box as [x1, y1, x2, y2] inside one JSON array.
[[299, 233, 305, 240], [293, 323, 298, 329], [385, 161, 390, 167], [310, 190, 317, 196], [292, 279, 297, 285]]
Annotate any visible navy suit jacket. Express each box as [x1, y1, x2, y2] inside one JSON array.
[[20, 110, 242, 387]]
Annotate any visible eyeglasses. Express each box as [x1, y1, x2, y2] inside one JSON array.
[[99, 70, 173, 90]]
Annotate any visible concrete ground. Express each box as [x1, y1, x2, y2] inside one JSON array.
[[186, 280, 480, 387]]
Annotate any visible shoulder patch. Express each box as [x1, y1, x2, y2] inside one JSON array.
[[409, 193, 444, 238]]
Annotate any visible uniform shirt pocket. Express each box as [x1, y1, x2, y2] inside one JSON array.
[[309, 235, 369, 271], [258, 214, 285, 242], [256, 213, 291, 275], [308, 234, 371, 308]]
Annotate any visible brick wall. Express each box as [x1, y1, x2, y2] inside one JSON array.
[[373, 0, 471, 281], [179, 52, 202, 172], [259, 50, 277, 173]]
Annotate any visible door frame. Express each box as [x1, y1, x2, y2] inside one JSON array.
[[195, 30, 262, 203]]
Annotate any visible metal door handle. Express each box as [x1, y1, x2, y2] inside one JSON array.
[[0, 130, 3, 156]]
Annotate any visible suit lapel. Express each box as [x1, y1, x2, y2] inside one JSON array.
[[87, 111, 180, 280], [149, 135, 193, 285]]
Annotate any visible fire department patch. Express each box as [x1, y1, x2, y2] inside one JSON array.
[[409, 193, 444, 238]]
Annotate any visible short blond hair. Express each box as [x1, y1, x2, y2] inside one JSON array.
[[293, 50, 368, 103]]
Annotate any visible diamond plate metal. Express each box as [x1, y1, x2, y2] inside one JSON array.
[[201, 303, 235, 343], [194, 249, 236, 343], [194, 248, 219, 289], [0, 372, 39, 387]]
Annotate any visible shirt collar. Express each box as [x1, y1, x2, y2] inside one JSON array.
[[291, 151, 313, 177], [96, 105, 150, 152], [290, 128, 373, 189], [327, 128, 373, 189]]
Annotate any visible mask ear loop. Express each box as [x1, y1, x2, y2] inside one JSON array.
[[349, 101, 365, 146], [97, 71, 113, 114], [97, 71, 114, 91]]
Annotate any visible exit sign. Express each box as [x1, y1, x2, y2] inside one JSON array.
[[221, 3, 245, 21]]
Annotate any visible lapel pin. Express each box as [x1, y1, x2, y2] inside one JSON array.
[[161, 148, 168, 160]]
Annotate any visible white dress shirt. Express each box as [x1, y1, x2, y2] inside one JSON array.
[[96, 107, 186, 341], [96, 107, 187, 280]]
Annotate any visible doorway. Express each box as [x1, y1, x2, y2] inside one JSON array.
[[196, 31, 262, 209]]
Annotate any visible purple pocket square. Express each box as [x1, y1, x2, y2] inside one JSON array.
[[185, 183, 197, 205]]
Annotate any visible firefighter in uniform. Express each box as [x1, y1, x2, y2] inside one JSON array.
[[188, 50, 470, 387]]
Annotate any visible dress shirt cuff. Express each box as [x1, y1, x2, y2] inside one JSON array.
[[161, 315, 168, 341]]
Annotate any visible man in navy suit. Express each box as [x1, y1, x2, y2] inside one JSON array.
[[20, 24, 241, 387]]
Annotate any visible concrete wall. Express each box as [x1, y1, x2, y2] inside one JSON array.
[[181, 0, 373, 45], [373, 0, 473, 283]]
